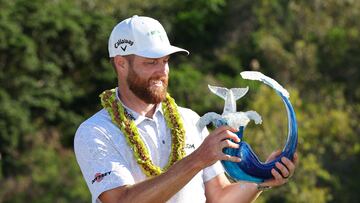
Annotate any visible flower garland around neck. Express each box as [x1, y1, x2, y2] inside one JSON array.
[[100, 88, 186, 177]]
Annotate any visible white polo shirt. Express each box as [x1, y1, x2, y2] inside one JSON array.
[[74, 90, 224, 203]]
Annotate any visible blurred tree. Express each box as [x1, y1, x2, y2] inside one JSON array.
[[0, 0, 112, 201]]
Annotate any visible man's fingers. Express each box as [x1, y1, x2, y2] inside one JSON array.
[[293, 152, 299, 166], [271, 168, 287, 184], [262, 153, 298, 188], [273, 149, 282, 156], [211, 125, 238, 135], [262, 168, 287, 187], [208, 125, 240, 143], [281, 157, 295, 176], [222, 154, 241, 162], [220, 140, 240, 162], [265, 149, 282, 162], [223, 131, 241, 143], [275, 161, 290, 178], [221, 139, 239, 149]]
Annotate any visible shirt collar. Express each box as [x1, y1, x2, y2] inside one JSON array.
[[115, 87, 164, 125]]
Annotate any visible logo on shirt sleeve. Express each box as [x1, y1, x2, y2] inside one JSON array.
[[91, 171, 112, 184]]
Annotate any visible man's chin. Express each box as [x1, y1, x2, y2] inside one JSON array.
[[150, 93, 167, 104], [136, 89, 167, 104]]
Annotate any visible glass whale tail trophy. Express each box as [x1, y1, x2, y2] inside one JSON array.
[[196, 71, 298, 183]]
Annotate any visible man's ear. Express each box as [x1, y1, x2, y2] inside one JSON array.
[[114, 55, 126, 69]]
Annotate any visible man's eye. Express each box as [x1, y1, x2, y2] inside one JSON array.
[[146, 60, 156, 65]]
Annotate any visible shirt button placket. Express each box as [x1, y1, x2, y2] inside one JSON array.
[[149, 119, 161, 166], [154, 120, 163, 166], [155, 113, 168, 167]]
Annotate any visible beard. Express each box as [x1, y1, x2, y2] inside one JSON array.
[[126, 65, 168, 104]]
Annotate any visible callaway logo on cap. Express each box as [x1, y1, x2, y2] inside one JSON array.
[[108, 15, 189, 58]]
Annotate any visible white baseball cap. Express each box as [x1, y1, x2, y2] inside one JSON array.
[[108, 15, 189, 58]]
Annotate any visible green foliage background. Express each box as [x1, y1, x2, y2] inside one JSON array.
[[0, 0, 359, 202]]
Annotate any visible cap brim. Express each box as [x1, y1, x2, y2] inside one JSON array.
[[135, 45, 189, 58]]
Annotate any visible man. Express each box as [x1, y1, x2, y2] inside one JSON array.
[[74, 15, 298, 203]]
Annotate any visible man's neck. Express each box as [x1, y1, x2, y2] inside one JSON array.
[[117, 87, 157, 118]]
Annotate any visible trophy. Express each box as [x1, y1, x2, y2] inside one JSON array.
[[197, 71, 298, 183]]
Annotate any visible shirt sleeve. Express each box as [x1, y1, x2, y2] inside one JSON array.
[[74, 122, 135, 203]]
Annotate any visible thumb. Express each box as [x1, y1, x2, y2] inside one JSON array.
[[266, 149, 282, 162]]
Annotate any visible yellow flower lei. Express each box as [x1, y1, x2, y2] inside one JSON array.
[[100, 88, 186, 177]]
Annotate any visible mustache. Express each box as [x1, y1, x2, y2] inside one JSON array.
[[148, 75, 168, 85]]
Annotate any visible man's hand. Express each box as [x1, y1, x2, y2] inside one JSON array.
[[259, 150, 299, 188], [194, 125, 241, 168], [204, 148, 299, 203]]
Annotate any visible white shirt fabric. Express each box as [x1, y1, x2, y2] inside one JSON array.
[[74, 89, 224, 203]]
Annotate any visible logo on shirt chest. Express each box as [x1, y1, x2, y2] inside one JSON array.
[[185, 143, 195, 150]]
